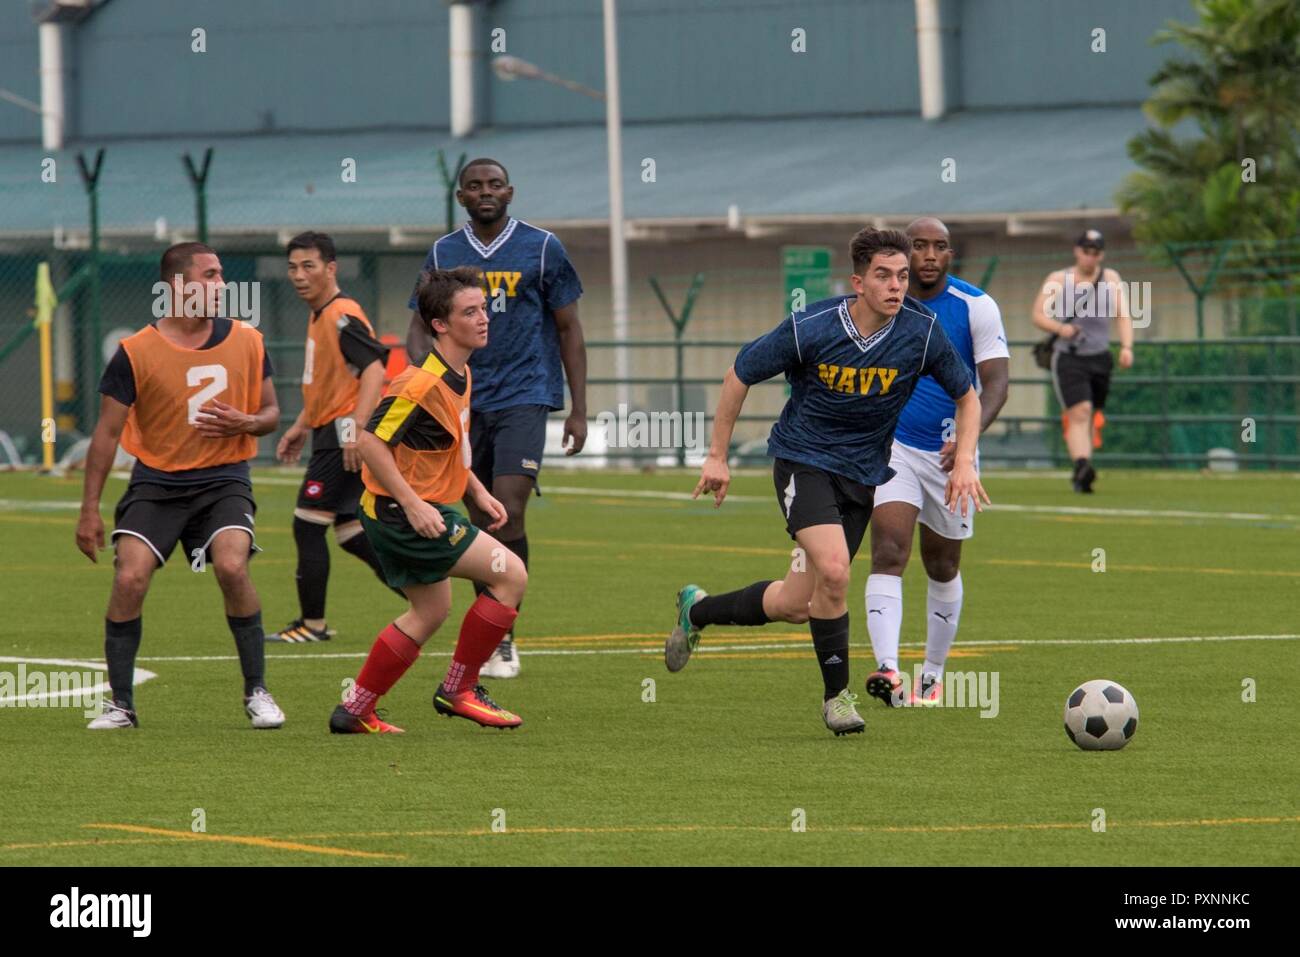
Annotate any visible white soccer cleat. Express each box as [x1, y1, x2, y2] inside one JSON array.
[[479, 634, 520, 679], [86, 700, 138, 730], [245, 688, 286, 729], [822, 689, 866, 736]]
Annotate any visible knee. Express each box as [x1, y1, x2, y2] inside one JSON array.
[[1066, 403, 1092, 423], [923, 555, 960, 583], [768, 591, 809, 624], [112, 565, 151, 603], [423, 606, 451, 635], [816, 558, 851, 604], [504, 561, 528, 602], [496, 502, 527, 541], [871, 537, 910, 576], [783, 603, 810, 625], [211, 555, 249, 590]]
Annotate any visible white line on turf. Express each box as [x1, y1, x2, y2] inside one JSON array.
[[120, 632, 1300, 663], [17, 483, 1300, 524]]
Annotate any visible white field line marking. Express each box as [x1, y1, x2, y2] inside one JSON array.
[[121, 632, 1300, 664], [0, 656, 156, 706], [0, 499, 82, 511], [545, 487, 1300, 523], [18, 482, 1300, 524]]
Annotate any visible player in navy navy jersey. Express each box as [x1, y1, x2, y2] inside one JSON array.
[[664, 228, 989, 737], [405, 158, 587, 678], [864, 218, 1010, 708]]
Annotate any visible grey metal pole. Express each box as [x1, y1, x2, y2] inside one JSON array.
[[603, 0, 630, 414]]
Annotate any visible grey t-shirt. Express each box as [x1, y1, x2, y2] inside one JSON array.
[[1053, 270, 1117, 356]]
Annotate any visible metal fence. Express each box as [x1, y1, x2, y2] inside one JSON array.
[[1, 240, 1298, 471], [576, 336, 1300, 469]]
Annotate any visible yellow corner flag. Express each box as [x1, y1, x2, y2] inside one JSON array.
[[35, 262, 58, 471]]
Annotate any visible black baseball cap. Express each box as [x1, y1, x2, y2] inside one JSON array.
[[1075, 229, 1105, 249]]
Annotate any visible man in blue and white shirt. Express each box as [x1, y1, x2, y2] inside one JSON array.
[[864, 218, 1010, 708]]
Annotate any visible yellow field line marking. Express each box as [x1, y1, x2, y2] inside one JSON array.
[[82, 823, 405, 860], [556, 496, 688, 509], [643, 646, 1008, 661], [987, 558, 1300, 579], [523, 631, 812, 646], [285, 814, 1300, 842]]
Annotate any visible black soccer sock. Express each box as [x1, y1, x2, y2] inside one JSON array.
[[501, 535, 529, 569], [338, 526, 404, 600], [104, 616, 143, 711], [227, 612, 266, 696], [810, 613, 851, 701], [1073, 457, 1089, 476], [499, 536, 529, 626], [293, 516, 330, 620], [688, 580, 774, 628]]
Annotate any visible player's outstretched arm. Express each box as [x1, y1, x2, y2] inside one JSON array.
[[1110, 269, 1135, 369], [693, 365, 748, 508], [1031, 270, 1076, 339], [944, 386, 991, 518], [553, 302, 588, 455], [356, 430, 445, 539], [76, 395, 130, 562], [939, 358, 1008, 472], [277, 407, 310, 463], [975, 357, 1009, 432]]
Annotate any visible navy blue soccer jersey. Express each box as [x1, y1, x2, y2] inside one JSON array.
[[409, 218, 583, 412], [733, 295, 973, 487]]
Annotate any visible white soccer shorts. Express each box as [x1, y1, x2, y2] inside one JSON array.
[[873, 439, 977, 541]]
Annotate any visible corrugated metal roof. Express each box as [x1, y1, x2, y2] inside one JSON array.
[[0, 107, 1150, 240]]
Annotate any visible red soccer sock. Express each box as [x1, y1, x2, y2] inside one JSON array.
[[344, 622, 420, 715], [443, 594, 518, 693]]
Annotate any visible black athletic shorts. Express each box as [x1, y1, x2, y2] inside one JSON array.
[[1051, 349, 1114, 410], [470, 404, 550, 486], [112, 480, 257, 567], [772, 457, 875, 561], [296, 447, 364, 518]]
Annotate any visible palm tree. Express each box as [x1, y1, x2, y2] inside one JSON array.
[[1119, 0, 1300, 339]]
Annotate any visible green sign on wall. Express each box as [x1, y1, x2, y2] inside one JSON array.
[[782, 246, 833, 312]]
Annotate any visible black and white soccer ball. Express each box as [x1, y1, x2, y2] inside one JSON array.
[[1063, 679, 1138, 751]]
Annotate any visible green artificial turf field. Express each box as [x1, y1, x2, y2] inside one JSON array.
[[1, 466, 1297, 865]]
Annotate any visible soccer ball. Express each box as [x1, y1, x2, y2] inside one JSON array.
[[1063, 679, 1138, 751]]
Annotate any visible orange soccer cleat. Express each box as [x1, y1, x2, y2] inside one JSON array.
[[329, 704, 405, 734], [433, 684, 522, 729]]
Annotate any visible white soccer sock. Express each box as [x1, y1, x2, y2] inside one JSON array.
[[924, 573, 963, 681], [865, 574, 903, 672]]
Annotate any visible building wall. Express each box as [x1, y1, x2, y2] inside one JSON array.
[[73, 0, 451, 139], [0, 4, 42, 143], [489, 0, 919, 126], [0, 0, 1195, 144], [958, 0, 1193, 109]]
